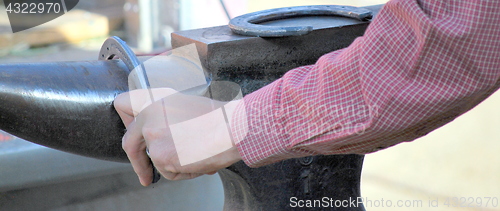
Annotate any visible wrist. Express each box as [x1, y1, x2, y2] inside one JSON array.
[[221, 99, 244, 165], [224, 99, 246, 146], [227, 146, 242, 165]]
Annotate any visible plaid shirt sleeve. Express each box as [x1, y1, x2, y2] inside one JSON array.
[[231, 0, 500, 167]]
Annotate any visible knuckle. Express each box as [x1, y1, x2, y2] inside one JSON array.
[[113, 93, 128, 106], [164, 166, 177, 173], [162, 174, 175, 181], [150, 154, 168, 171], [121, 138, 143, 159], [121, 137, 131, 152], [142, 127, 165, 141]]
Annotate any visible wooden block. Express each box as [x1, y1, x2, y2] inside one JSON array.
[[0, 9, 109, 48]]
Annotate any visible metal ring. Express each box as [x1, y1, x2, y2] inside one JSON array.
[[99, 36, 150, 89], [229, 5, 373, 37]]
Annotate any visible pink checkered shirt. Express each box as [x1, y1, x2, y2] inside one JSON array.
[[231, 0, 500, 167]]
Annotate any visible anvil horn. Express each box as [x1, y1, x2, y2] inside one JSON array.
[[0, 59, 130, 162]]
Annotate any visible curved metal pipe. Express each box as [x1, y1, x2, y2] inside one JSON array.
[[0, 60, 130, 162]]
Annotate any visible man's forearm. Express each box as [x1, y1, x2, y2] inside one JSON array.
[[231, 0, 500, 167]]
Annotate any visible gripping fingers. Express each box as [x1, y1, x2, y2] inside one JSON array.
[[122, 121, 155, 186]]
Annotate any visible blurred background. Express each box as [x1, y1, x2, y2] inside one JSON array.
[[0, 0, 388, 55], [1, 0, 498, 210]]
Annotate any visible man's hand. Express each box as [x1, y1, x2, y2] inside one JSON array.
[[114, 88, 242, 186]]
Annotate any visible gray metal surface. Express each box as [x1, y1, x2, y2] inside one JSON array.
[[172, 5, 380, 95], [229, 5, 372, 37]]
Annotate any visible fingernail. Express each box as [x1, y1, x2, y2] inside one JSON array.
[[139, 177, 149, 187]]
